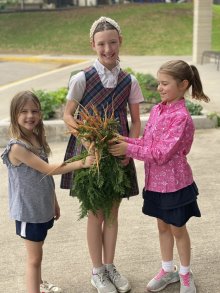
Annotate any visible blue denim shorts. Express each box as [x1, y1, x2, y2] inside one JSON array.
[[15, 218, 54, 242]]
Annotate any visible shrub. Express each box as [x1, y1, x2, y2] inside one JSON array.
[[33, 87, 67, 120], [185, 99, 203, 116], [208, 112, 220, 127], [124, 67, 161, 104]]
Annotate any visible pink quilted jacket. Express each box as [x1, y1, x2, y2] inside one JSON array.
[[126, 98, 194, 193]]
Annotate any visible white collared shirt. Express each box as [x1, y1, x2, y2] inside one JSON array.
[[66, 59, 144, 104]]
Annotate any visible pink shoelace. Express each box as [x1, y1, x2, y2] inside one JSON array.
[[154, 269, 167, 280], [180, 272, 190, 287]]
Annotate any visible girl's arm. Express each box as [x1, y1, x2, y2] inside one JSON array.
[[128, 103, 141, 138], [111, 103, 147, 149], [110, 115, 193, 165], [9, 144, 95, 175], [63, 99, 91, 150], [109, 104, 145, 160], [63, 99, 79, 134], [63, 71, 86, 135], [118, 103, 142, 166]]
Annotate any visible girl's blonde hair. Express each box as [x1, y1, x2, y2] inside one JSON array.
[[10, 90, 51, 155], [158, 60, 210, 103]]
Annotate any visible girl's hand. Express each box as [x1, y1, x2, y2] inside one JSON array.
[[109, 141, 128, 157], [66, 120, 79, 136], [116, 134, 126, 141], [82, 155, 96, 168], [108, 134, 126, 145]]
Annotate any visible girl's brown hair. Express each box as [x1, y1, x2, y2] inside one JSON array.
[[158, 60, 210, 103], [10, 90, 51, 155], [90, 16, 121, 42]]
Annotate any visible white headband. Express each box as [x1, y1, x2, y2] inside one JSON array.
[[89, 16, 122, 41]]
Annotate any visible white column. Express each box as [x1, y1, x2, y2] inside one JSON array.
[[193, 0, 213, 64], [78, 0, 97, 5]]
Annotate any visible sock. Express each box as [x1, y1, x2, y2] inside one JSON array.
[[179, 264, 190, 275], [105, 263, 114, 271], [162, 260, 174, 272], [93, 265, 105, 275]]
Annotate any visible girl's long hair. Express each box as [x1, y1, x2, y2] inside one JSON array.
[[158, 60, 210, 103], [10, 90, 51, 155]]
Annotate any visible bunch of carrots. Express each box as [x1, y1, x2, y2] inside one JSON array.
[[67, 104, 119, 174], [66, 104, 131, 220]]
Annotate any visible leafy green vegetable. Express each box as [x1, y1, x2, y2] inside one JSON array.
[[70, 151, 131, 221]]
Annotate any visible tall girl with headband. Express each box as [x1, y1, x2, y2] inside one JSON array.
[[109, 60, 210, 293], [1, 91, 95, 293], [61, 16, 144, 293]]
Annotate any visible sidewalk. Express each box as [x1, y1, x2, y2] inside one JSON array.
[[0, 54, 220, 293]]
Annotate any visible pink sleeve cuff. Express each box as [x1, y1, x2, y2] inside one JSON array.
[[126, 143, 133, 157]]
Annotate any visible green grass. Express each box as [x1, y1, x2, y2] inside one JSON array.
[[213, 5, 220, 49], [0, 3, 220, 55]]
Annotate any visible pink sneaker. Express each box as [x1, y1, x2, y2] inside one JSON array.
[[179, 271, 196, 293], [146, 265, 180, 292]]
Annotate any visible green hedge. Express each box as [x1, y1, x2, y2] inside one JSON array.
[[33, 87, 67, 120]]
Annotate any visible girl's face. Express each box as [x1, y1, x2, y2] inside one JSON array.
[[17, 99, 41, 134], [92, 29, 122, 70], [157, 72, 188, 104]]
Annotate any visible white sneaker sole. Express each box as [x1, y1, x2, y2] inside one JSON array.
[[117, 284, 131, 293]]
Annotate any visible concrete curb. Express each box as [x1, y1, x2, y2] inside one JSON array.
[[0, 115, 217, 147]]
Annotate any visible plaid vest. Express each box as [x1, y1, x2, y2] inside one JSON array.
[[80, 66, 131, 136]]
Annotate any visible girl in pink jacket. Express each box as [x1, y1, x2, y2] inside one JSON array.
[[109, 60, 210, 293]]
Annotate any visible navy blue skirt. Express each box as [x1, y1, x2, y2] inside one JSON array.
[[142, 182, 201, 227]]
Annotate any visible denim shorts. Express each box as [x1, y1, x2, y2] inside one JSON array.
[[16, 218, 54, 242]]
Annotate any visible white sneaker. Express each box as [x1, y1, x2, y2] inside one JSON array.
[[40, 280, 62, 293], [106, 265, 131, 293], [146, 265, 180, 292], [91, 271, 117, 293]]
